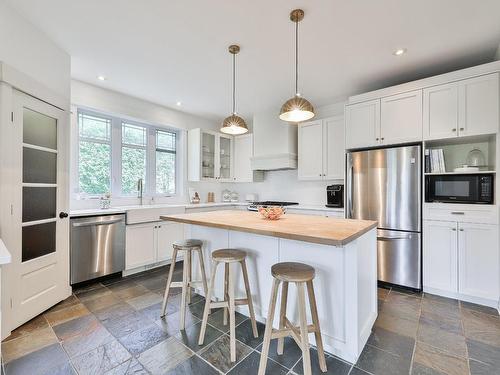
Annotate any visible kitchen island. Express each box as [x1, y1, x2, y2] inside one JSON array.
[[161, 210, 378, 363]]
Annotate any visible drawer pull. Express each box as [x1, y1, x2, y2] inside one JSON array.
[[451, 212, 465, 215]]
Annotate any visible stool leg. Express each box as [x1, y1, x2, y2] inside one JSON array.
[[187, 250, 192, 304], [223, 263, 229, 326], [160, 247, 178, 317], [277, 281, 288, 355], [199, 260, 218, 345], [179, 251, 190, 330], [307, 280, 327, 372], [258, 278, 280, 375], [196, 247, 208, 296], [297, 282, 312, 375], [228, 263, 237, 362], [241, 259, 258, 338]]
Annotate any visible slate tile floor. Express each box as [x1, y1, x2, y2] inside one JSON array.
[[2, 265, 499, 375]]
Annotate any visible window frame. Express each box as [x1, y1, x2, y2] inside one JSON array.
[[75, 108, 179, 199]]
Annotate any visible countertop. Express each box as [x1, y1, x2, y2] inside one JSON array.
[[0, 239, 12, 265], [70, 202, 344, 218], [161, 210, 375, 246]]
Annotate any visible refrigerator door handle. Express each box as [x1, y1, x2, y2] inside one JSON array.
[[377, 235, 412, 241], [346, 154, 353, 219]]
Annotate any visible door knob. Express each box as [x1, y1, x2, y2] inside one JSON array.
[[59, 212, 69, 219]]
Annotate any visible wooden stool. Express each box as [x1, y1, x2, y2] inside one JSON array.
[[258, 262, 327, 375], [198, 249, 258, 362], [160, 239, 208, 330]]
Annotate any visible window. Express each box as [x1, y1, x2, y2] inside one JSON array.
[[76, 109, 178, 197], [78, 113, 112, 195], [121, 123, 147, 195], [156, 129, 176, 194]]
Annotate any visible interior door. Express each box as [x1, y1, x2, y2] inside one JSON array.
[[8, 90, 70, 329]]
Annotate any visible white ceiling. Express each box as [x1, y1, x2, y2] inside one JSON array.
[[6, 0, 500, 121]]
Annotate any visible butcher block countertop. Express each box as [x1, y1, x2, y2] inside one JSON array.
[[161, 210, 377, 246]]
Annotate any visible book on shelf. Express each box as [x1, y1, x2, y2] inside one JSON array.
[[429, 148, 446, 173]]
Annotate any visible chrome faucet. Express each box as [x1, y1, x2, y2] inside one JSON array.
[[137, 178, 144, 205]]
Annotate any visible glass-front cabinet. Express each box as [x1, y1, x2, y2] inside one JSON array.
[[188, 128, 233, 182]]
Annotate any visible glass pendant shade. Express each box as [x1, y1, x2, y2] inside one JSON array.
[[279, 95, 315, 122], [220, 114, 248, 135]]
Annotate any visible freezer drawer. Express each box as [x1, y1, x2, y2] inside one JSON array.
[[377, 229, 421, 289], [70, 214, 126, 284]]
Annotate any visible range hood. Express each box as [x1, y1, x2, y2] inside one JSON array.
[[250, 111, 298, 170]]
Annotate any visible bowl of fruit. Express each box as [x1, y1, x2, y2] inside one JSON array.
[[257, 205, 286, 220]]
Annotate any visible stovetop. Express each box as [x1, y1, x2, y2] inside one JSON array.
[[247, 201, 299, 211]]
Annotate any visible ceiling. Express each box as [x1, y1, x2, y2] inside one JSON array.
[[6, 0, 500, 121]]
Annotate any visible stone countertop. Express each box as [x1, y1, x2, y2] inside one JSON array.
[[69, 202, 344, 218], [161, 210, 375, 247]]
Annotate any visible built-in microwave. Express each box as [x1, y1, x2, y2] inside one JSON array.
[[425, 174, 494, 204]]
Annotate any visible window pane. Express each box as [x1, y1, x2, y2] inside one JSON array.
[[156, 150, 175, 194], [79, 141, 111, 194], [79, 113, 111, 141], [156, 130, 176, 151], [23, 147, 57, 184], [22, 221, 56, 262], [23, 108, 57, 149], [122, 123, 146, 146], [23, 187, 56, 222], [122, 146, 146, 194]]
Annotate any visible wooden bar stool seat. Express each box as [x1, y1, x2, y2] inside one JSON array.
[[160, 238, 208, 330], [259, 262, 327, 375], [199, 248, 258, 362]]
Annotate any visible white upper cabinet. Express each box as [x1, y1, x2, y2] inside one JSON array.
[[233, 134, 264, 182], [380, 90, 423, 145], [458, 222, 499, 301], [458, 73, 499, 137], [298, 116, 344, 181], [424, 73, 499, 140], [298, 120, 323, 180], [324, 116, 345, 180], [345, 100, 380, 149], [423, 83, 459, 140], [188, 128, 233, 182]]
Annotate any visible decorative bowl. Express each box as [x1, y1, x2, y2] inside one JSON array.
[[258, 205, 286, 220]]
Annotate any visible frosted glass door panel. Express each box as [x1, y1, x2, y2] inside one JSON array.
[[23, 147, 57, 184], [23, 108, 57, 149], [22, 222, 56, 262], [22, 187, 57, 222]]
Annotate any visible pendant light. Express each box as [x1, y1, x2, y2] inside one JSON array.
[[279, 9, 315, 123], [221, 45, 248, 135]]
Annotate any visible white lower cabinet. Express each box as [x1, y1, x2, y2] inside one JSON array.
[[126, 222, 184, 270], [423, 219, 499, 305]]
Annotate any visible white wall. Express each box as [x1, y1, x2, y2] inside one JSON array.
[[0, 1, 70, 100], [70, 80, 219, 209]]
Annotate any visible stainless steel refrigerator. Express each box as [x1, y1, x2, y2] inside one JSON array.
[[346, 144, 422, 289]]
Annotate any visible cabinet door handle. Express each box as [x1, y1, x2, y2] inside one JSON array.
[[381, 137, 385, 141], [452, 128, 457, 132], [459, 127, 464, 131], [451, 211, 465, 215], [375, 138, 379, 141], [451, 228, 457, 231], [459, 228, 464, 231]]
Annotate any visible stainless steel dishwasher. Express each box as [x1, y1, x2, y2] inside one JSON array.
[[70, 214, 126, 284]]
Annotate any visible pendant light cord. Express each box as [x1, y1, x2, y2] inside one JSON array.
[[295, 18, 299, 96], [232, 52, 236, 115]]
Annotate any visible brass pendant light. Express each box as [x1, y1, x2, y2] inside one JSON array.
[[221, 45, 248, 135], [279, 9, 315, 123]]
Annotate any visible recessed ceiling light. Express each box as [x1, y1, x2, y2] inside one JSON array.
[[97, 75, 106, 81], [393, 48, 407, 56], [176, 101, 182, 106]]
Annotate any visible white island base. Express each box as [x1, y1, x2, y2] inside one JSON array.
[[186, 224, 377, 363]]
